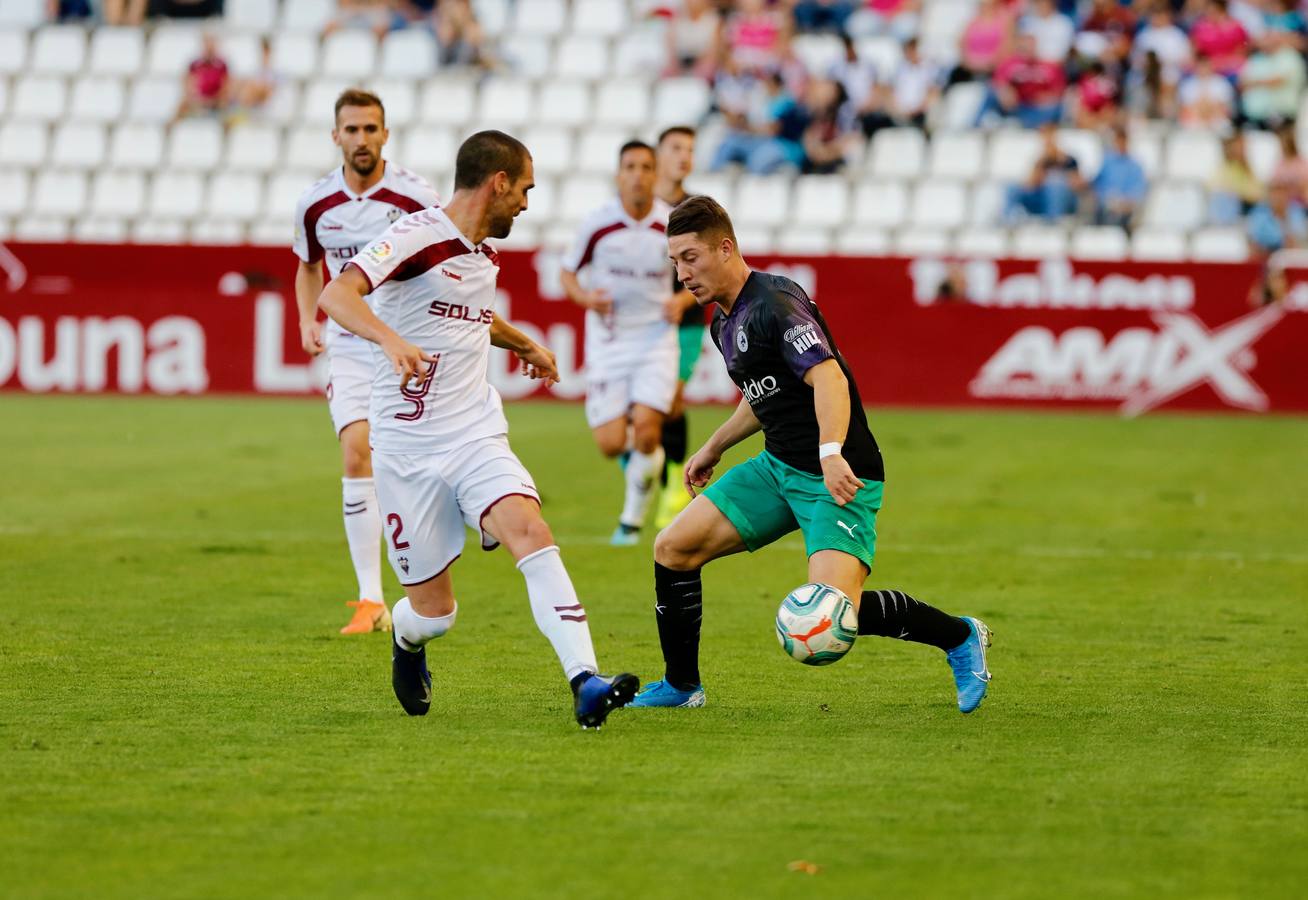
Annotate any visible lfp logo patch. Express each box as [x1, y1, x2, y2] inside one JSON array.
[[365, 240, 394, 264]]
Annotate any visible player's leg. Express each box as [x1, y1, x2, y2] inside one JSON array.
[[612, 403, 666, 542], [328, 342, 388, 634], [632, 454, 798, 708], [655, 323, 704, 528], [464, 440, 638, 728]]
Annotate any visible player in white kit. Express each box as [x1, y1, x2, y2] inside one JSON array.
[[560, 141, 692, 547], [315, 131, 639, 727], [293, 89, 441, 636]]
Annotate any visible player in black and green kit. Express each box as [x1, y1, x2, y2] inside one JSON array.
[[629, 196, 995, 714]]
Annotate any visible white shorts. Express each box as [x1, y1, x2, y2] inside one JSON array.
[[584, 322, 678, 429], [371, 435, 540, 585], [325, 331, 373, 436]]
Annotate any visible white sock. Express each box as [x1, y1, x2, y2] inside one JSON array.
[[516, 545, 598, 681], [392, 596, 456, 652], [620, 446, 665, 529], [342, 477, 384, 602]]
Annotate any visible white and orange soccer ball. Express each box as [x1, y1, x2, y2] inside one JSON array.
[[775, 583, 859, 666]]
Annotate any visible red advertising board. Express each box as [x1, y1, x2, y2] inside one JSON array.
[[2, 242, 1306, 414]]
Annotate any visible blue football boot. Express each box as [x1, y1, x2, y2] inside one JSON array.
[[945, 617, 993, 714], [574, 672, 640, 729], [609, 524, 640, 547], [628, 679, 706, 708], [391, 635, 432, 717]]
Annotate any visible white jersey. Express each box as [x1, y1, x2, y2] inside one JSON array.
[[346, 206, 506, 455], [562, 197, 676, 332], [293, 162, 441, 338]]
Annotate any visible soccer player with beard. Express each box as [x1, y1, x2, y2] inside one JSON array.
[[315, 131, 640, 727], [293, 89, 440, 636], [630, 196, 995, 713]]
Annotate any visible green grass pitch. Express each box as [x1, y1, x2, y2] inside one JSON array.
[[2, 395, 1305, 899]]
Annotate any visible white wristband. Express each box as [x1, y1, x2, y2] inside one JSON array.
[[818, 442, 843, 460]]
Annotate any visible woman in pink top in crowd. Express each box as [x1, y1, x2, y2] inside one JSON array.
[[726, 0, 788, 70], [949, 0, 1015, 85], [1190, 0, 1250, 79]]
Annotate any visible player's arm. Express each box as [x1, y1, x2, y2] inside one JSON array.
[[316, 265, 436, 388], [294, 259, 326, 357], [804, 359, 864, 507], [489, 313, 560, 385], [684, 397, 761, 496], [559, 268, 613, 315], [663, 286, 697, 323]]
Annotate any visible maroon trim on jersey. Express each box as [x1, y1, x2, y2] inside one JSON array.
[[574, 221, 628, 271], [368, 188, 428, 215], [400, 553, 462, 587], [649, 221, 666, 233], [479, 242, 499, 267], [342, 261, 374, 291], [387, 238, 474, 284], [303, 190, 351, 263], [478, 492, 541, 551]]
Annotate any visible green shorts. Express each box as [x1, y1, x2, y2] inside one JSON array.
[[702, 450, 883, 570], [678, 323, 705, 382]]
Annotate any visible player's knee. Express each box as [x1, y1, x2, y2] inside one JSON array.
[[632, 424, 661, 454], [595, 434, 626, 458], [654, 527, 699, 570]]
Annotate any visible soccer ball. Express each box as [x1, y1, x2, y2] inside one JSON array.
[[775, 583, 859, 666]]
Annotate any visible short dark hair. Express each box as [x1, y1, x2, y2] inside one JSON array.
[[657, 125, 696, 146], [619, 139, 655, 163], [334, 88, 385, 126], [454, 130, 531, 190], [667, 195, 737, 248]]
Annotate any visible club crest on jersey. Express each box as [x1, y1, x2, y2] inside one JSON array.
[[736, 328, 749, 352], [397, 556, 409, 575], [364, 240, 394, 263], [387, 207, 404, 223]]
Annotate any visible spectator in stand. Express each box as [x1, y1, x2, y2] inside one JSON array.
[[1269, 125, 1308, 202], [1179, 53, 1237, 127], [324, 0, 402, 39], [848, 0, 923, 43], [948, 0, 1015, 86], [1209, 133, 1264, 224], [725, 0, 790, 71], [1262, 0, 1306, 50], [1076, 0, 1136, 68], [1239, 28, 1307, 129], [801, 79, 857, 172], [48, 0, 93, 21], [828, 34, 889, 135], [433, 0, 487, 66], [1247, 180, 1307, 257], [793, 0, 858, 33], [710, 71, 807, 174], [1132, 5, 1191, 116], [885, 38, 941, 128], [1190, 0, 1250, 80], [664, 0, 723, 78], [1091, 125, 1149, 229], [1021, 0, 1075, 63], [230, 37, 281, 121], [1004, 122, 1084, 221], [975, 33, 1067, 127], [175, 32, 229, 121], [152, 0, 223, 18], [1124, 49, 1169, 118], [1069, 60, 1120, 128]]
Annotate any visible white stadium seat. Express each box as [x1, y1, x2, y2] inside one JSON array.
[[472, 0, 510, 38], [31, 25, 86, 76], [16, 217, 71, 241], [969, 180, 1007, 226], [1190, 227, 1249, 262], [267, 171, 317, 222], [594, 80, 651, 128], [127, 78, 183, 124], [521, 126, 574, 176], [285, 126, 338, 171], [0, 80, 6, 118], [1071, 226, 1129, 260], [1057, 129, 1103, 179], [226, 124, 282, 174], [132, 218, 187, 243], [190, 220, 247, 244], [835, 227, 891, 256], [322, 30, 377, 79], [920, 0, 972, 63], [558, 175, 612, 224], [281, 0, 334, 33], [222, 32, 263, 77], [479, 78, 535, 128], [928, 131, 986, 181], [207, 172, 263, 221], [250, 218, 294, 246], [939, 81, 985, 130], [419, 78, 476, 127], [1244, 129, 1282, 183], [0, 29, 27, 76], [653, 78, 711, 128], [75, 217, 130, 243], [515, 176, 556, 230], [260, 81, 302, 125], [955, 228, 1010, 257], [167, 119, 224, 171], [381, 29, 438, 79], [369, 80, 417, 127], [90, 171, 146, 218], [300, 79, 352, 125], [0, 0, 44, 28], [682, 173, 736, 210], [987, 129, 1041, 182], [555, 35, 610, 81], [791, 34, 845, 75], [851, 181, 909, 229], [226, 0, 277, 33], [1012, 225, 1069, 259], [1142, 182, 1206, 231], [734, 175, 792, 228], [0, 172, 31, 217], [612, 25, 667, 77], [869, 128, 926, 179], [32, 170, 88, 218], [13, 77, 67, 123], [492, 221, 538, 250], [512, 0, 567, 37], [734, 227, 775, 255], [571, 0, 628, 37], [1128, 127, 1163, 179], [109, 123, 165, 170], [1131, 229, 1187, 261], [1165, 130, 1222, 181], [793, 176, 849, 229], [856, 36, 902, 79], [911, 181, 968, 229], [88, 28, 145, 77], [148, 26, 203, 77], [51, 123, 107, 170], [70, 78, 127, 124], [0, 122, 48, 169], [499, 33, 553, 79], [894, 228, 951, 256], [535, 81, 591, 128], [271, 33, 320, 80], [149, 172, 205, 219], [396, 126, 458, 177], [775, 227, 833, 255]]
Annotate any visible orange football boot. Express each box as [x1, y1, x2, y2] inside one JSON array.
[[340, 599, 392, 635]]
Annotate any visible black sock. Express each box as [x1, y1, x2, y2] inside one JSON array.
[[654, 561, 702, 689], [659, 416, 688, 486], [569, 671, 591, 696], [858, 589, 970, 651]]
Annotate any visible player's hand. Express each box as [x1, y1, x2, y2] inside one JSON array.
[[299, 319, 324, 357], [820, 454, 864, 507], [381, 336, 438, 390], [684, 445, 721, 498], [576, 289, 613, 316], [515, 342, 560, 385]]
